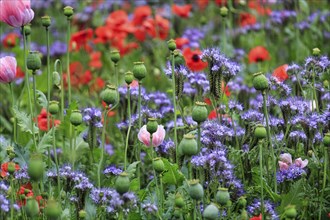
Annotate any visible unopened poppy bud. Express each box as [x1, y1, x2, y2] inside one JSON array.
[[203, 203, 219, 220], [79, 210, 87, 218], [125, 71, 134, 85], [63, 6, 74, 17], [70, 110, 83, 126], [254, 124, 267, 139], [240, 210, 248, 220], [323, 132, 330, 147], [285, 205, 297, 218], [7, 162, 16, 174], [52, 71, 61, 87], [45, 199, 62, 219], [110, 50, 120, 64], [167, 39, 176, 51], [312, 48, 321, 56], [323, 80, 329, 88], [100, 84, 118, 105], [153, 157, 165, 173], [253, 72, 269, 91], [220, 7, 228, 17], [27, 51, 41, 71], [173, 50, 186, 67], [6, 146, 15, 159], [49, 101, 59, 115], [147, 118, 158, 135], [308, 150, 314, 157], [25, 197, 40, 218], [132, 62, 147, 81], [115, 172, 130, 194], [23, 25, 31, 36], [215, 188, 230, 206], [28, 155, 44, 181], [188, 179, 204, 200], [41, 16, 51, 27], [174, 193, 185, 208], [192, 101, 208, 123], [173, 207, 181, 218], [179, 134, 198, 157], [238, 196, 247, 209]]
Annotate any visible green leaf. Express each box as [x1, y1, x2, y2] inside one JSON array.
[[12, 106, 39, 134], [129, 178, 140, 192], [279, 179, 304, 211], [162, 158, 185, 186], [36, 128, 54, 154], [126, 161, 140, 178], [36, 90, 48, 108]]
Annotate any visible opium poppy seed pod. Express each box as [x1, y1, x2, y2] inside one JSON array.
[[27, 155, 44, 181], [323, 132, 330, 147], [63, 6, 74, 17], [215, 188, 230, 206], [188, 179, 204, 200], [49, 101, 59, 115], [254, 124, 267, 139], [203, 203, 219, 220], [41, 15, 51, 27], [70, 110, 83, 126], [100, 84, 118, 105], [115, 172, 130, 194], [25, 197, 39, 218], [110, 50, 120, 64], [27, 51, 41, 72], [179, 133, 198, 156], [167, 39, 177, 51], [192, 101, 208, 123], [252, 72, 269, 91], [146, 118, 158, 135], [132, 62, 147, 81], [125, 71, 134, 85]]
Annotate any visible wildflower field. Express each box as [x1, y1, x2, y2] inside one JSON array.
[[1, 0, 330, 219]]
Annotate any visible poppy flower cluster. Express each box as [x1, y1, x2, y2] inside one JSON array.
[[17, 182, 44, 208], [1, 161, 20, 178], [36, 109, 60, 132]]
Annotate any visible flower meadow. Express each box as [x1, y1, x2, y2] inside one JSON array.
[[0, 0, 330, 219]]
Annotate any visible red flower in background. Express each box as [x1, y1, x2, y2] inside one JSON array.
[[248, 46, 270, 63], [248, 1, 272, 16], [272, 64, 289, 82], [175, 38, 189, 49], [239, 13, 257, 27], [197, 0, 209, 10], [70, 28, 93, 52], [183, 48, 208, 72], [132, 5, 152, 25], [17, 182, 33, 206], [2, 33, 19, 48], [172, 4, 192, 18], [250, 214, 262, 220], [89, 52, 102, 69], [63, 62, 92, 88], [37, 109, 60, 131], [1, 162, 20, 177]]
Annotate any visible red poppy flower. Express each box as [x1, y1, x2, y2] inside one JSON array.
[[2, 33, 19, 48], [239, 13, 257, 27], [17, 182, 33, 206], [272, 64, 289, 82], [172, 4, 192, 18], [215, 0, 227, 6], [197, 0, 209, 10], [70, 28, 93, 52], [89, 52, 102, 69], [183, 48, 208, 72], [175, 38, 189, 49], [248, 46, 270, 63], [250, 214, 262, 220], [248, 1, 271, 16], [37, 108, 60, 132], [1, 162, 20, 177], [132, 5, 152, 25], [204, 98, 212, 105]]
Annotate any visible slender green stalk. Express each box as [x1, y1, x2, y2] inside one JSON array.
[[22, 26, 37, 149], [98, 110, 108, 187], [72, 127, 77, 168], [312, 72, 319, 112], [46, 26, 51, 131], [66, 17, 72, 104], [170, 52, 178, 163], [197, 124, 201, 152], [52, 117, 61, 197], [9, 83, 16, 143], [124, 86, 132, 170], [262, 91, 277, 193], [319, 146, 328, 220], [136, 82, 142, 187], [10, 177, 14, 220], [259, 140, 265, 220]]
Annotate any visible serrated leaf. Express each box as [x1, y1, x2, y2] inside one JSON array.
[[36, 128, 54, 154], [126, 161, 140, 178], [279, 179, 304, 211], [162, 158, 185, 186], [36, 90, 48, 108], [12, 106, 39, 134]]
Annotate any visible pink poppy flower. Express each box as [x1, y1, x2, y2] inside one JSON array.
[[0, 56, 17, 83], [138, 125, 165, 147], [279, 153, 292, 165], [294, 158, 308, 169], [0, 0, 34, 28], [278, 161, 289, 171]]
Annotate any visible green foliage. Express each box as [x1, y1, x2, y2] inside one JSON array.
[[279, 179, 304, 212], [12, 106, 39, 134], [162, 158, 185, 186], [36, 127, 54, 154], [126, 161, 140, 179], [36, 90, 48, 108]]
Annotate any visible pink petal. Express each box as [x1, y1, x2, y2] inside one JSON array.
[[0, 56, 17, 83], [278, 161, 289, 171], [152, 125, 165, 147], [138, 125, 150, 146], [294, 158, 308, 168], [279, 153, 292, 165]]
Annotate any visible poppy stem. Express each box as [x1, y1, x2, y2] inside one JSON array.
[[45, 25, 51, 132], [319, 145, 328, 220], [170, 52, 178, 164], [98, 109, 108, 188], [9, 83, 16, 144], [66, 17, 72, 105], [259, 140, 265, 220], [124, 86, 131, 170], [51, 116, 61, 198]]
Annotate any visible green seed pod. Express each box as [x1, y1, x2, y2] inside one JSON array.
[[41, 16, 51, 27], [285, 205, 297, 218], [115, 172, 130, 194], [6, 146, 15, 160], [192, 101, 208, 123], [28, 156, 44, 181], [153, 157, 165, 173], [49, 101, 59, 115], [312, 48, 321, 56], [173, 50, 186, 67], [188, 179, 204, 200], [203, 203, 219, 220], [52, 71, 61, 87], [25, 197, 39, 218], [132, 62, 147, 81], [254, 124, 267, 139], [167, 39, 177, 51], [215, 188, 230, 206], [220, 6, 228, 17], [179, 134, 198, 157], [147, 118, 158, 135], [240, 210, 248, 220], [79, 210, 87, 219], [323, 80, 329, 88], [238, 196, 247, 209], [27, 51, 41, 71], [174, 193, 185, 208], [70, 110, 83, 126], [101, 84, 118, 105], [7, 161, 16, 174], [45, 199, 62, 220], [173, 207, 181, 218], [63, 6, 74, 17], [252, 72, 269, 91], [323, 132, 330, 147], [110, 50, 120, 64], [125, 71, 134, 85], [23, 24, 31, 36]]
